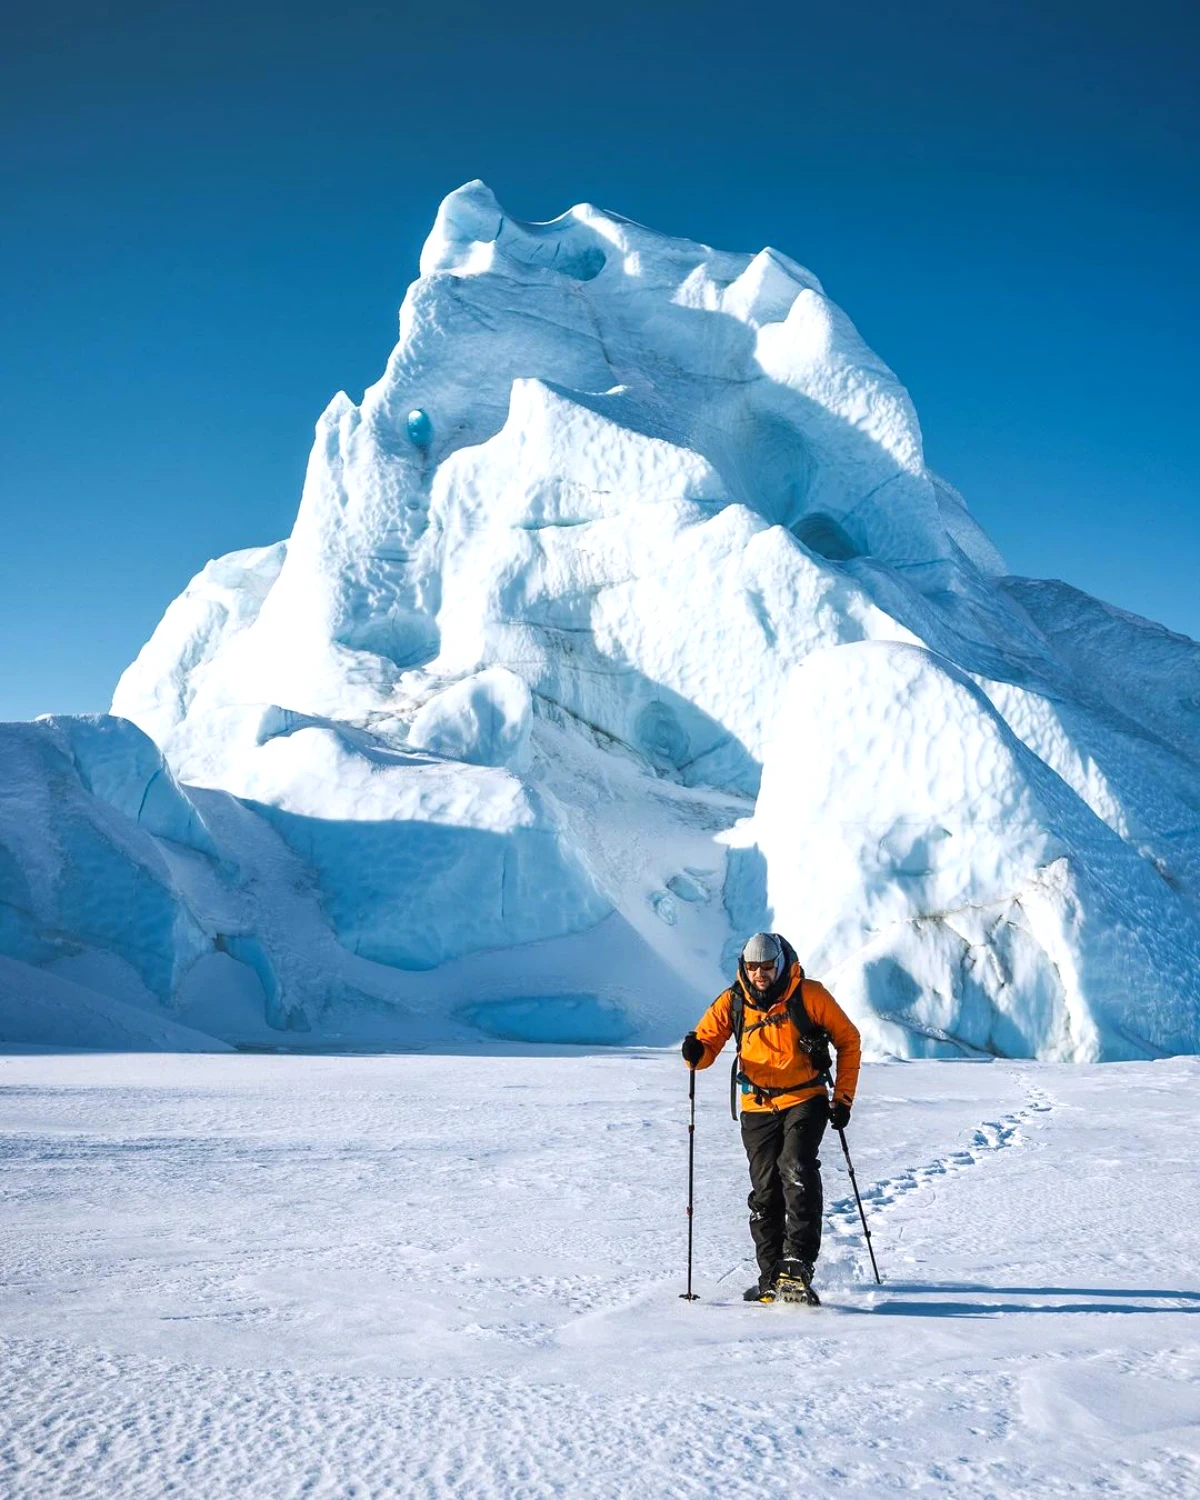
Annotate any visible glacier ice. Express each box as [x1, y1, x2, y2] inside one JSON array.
[[747, 643, 1200, 1061], [3, 181, 1198, 1059], [407, 667, 532, 769], [406, 408, 433, 448]]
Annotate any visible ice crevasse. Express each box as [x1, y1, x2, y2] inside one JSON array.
[[2, 180, 1198, 1060]]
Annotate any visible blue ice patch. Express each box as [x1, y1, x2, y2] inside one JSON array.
[[406, 408, 433, 447], [459, 995, 632, 1046]]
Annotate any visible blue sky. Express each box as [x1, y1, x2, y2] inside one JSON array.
[[2, 0, 1196, 720]]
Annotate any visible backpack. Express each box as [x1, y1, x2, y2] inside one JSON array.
[[729, 936, 833, 1120]]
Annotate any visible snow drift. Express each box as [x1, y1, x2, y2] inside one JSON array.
[[3, 181, 1198, 1059]]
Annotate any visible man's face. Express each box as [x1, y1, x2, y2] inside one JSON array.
[[744, 958, 777, 993]]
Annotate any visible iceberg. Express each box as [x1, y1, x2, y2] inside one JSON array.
[[2, 182, 1197, 1058]]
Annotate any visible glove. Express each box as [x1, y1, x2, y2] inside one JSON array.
[[828, 1099, 852, 1131], [681, 1032, 705, 1067]]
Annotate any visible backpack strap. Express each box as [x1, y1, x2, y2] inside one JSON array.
[[728, 987, 745, 1120], [785, 987, 834, 1084]]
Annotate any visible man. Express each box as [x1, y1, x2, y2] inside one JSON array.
[[681, 932, 861, 1303]]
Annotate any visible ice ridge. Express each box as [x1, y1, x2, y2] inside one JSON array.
[[0, 182, 1196, 1060]]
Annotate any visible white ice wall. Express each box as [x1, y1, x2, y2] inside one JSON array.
[[3, 182, 1195, 1057]]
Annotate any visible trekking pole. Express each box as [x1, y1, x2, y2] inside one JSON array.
[[680, 1061, 700, 1301], [834, 1125, 881, 1284]]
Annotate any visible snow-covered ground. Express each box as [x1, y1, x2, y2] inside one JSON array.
[[2, 1050, 1196, 1497]]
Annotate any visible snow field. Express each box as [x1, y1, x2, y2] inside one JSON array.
[[1, 1052, 1196, 1497]]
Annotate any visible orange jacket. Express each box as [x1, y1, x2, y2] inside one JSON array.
[[691, 965, 861, 1113]]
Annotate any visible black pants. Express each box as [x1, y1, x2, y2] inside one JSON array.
[[741, 1096, 827, 1280]]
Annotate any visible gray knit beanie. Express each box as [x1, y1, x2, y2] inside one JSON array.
[[742, 932, 783, 976]]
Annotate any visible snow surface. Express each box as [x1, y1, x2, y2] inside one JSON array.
[[2, 181, 1199, 1057], [1, 1051, 1196, 1497]]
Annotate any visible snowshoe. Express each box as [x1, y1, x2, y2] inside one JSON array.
[[743, 1280, 776, 1303], [774, 1259, 820, 1307]]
